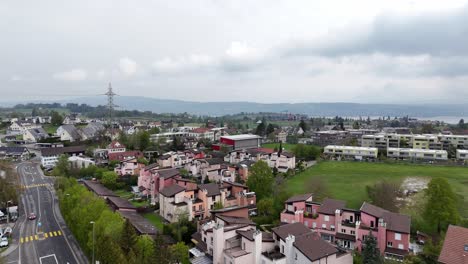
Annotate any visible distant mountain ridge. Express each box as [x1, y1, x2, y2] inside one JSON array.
[[61, 96, 468, 118], [2, 96, 468, 118]]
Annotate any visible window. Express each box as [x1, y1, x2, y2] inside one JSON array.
[[242, 243, 245, 250], [331, 225, 335, 231], [304, 221, 308, 227], [387, 241, 393, 247], [322, 224, 327, 229], [398, 244, 404, 249], [281, 245, 284, 253], [211, 237, 213, 245], [341, 229, 346, 233], [370, 221, 374, 228], [351, 230, 355, 235], [395, 233, 401, 241], [295, 253, 297, 260], [324, 215, 330, 222], [312, 222, 317, 229]]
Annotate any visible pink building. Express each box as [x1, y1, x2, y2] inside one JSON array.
[[114, 158, 145, 176], [137, 166, 180, 204], [280, 194, 411, 261]]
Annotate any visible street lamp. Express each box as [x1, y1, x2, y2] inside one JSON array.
[[90, 221, 95, 264]]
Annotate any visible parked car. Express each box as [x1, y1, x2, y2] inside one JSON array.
[[0, 237, 8, 248], [28, 213, 36, 220]]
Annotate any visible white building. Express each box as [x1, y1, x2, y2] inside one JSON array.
[[324, 145, 378, 160], [387, 148, 448, 161], [456, 149, 468, 161]]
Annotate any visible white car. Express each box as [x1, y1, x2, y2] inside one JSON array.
[[0, 237, 8, 248]]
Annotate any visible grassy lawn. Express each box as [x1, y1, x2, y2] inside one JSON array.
[[287, 161, 468, 217], [114, 189, 134, 199], [262, 143, 297, 151], [130, 200, 149, 207], [143, 213, 165, 231], [43, 124, 59, 134]]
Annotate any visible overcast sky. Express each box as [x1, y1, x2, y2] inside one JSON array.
[[1, 0, 468, 104]]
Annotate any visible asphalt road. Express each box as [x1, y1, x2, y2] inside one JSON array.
[[4, 162, 88, 264]]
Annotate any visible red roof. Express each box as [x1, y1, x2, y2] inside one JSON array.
[[256, 147, 274, 154], [438, 225, 468, 264], [108, 140, 126, 149], [191, 127, 211, 133], [108, 151, 143, 161]]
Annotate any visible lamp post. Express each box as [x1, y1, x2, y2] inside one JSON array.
[[90, 221, 95, 264]]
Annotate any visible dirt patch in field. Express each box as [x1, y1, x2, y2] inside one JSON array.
[[398, 177, 429, 207]]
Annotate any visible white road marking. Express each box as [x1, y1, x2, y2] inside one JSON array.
[[39, 254, 58, 264]]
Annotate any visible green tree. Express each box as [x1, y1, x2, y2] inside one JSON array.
[[458, 118, 465, 129], [213, 201, 224, 210], [361, 232, 382, 264], [299, 119, 308, 132], [423, 178, 460, 233], [153, 235, 171, 264], [169, 242, 190, 264], [120, 219, 138, 255], [134, 235, 155, 264], [366, 180, 400, 212], [246, 160, 274, 200], [138, 131, 151, 150], [53, 154, 70, 177], [266, 123, 275, 135], [50, 110, 63, 126], [101, 171, 119, 190], [255, 121, 266, 136], [257, 197, 274, 217]]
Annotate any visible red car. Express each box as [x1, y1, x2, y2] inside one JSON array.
[[28, 213, 36, 220]]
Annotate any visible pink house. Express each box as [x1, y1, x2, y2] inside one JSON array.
[[114, 158, 145, 176], [137, 165, 180, 204], [280, 194, 411, 261]]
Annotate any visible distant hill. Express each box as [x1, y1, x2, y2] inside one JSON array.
[[2, 96, 468, 118], [61, 96, 468, 118]]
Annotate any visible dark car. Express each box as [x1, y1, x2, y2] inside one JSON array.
[[28, 213, 36, 220]]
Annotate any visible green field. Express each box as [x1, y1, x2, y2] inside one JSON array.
[[287, 161, 468, 217], [43, 124, 59, 134], [262, 143, 297, 151], [143, 213, 165, 231]]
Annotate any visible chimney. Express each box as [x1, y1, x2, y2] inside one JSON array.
[[253, 230, 262, 264], [285, 234, 296, 264]]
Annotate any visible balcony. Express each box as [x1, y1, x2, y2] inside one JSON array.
[[304, 212, 319, 219], [341, 220, 356, 228]]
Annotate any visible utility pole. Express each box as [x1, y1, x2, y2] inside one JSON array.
[[104, 83, 118, 137]]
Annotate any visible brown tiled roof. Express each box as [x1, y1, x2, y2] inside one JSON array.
[[117, 211, 158, 235], [159, 184, 185, 197], [318, 198, 346, 215], [361, 202, 410, 233], [285, 193, 313, 203], [157, 168, 180, 179], [438, 225, 468, 264], [360, 202, 385, 218], [382, 211, 411, 234], [294, 233, 339, 262], [272, 222, 311, 241], [199, 183, 221, 197], [216, 215, 255, 226]]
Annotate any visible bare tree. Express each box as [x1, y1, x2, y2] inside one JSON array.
[[366, 180, 400, 212]]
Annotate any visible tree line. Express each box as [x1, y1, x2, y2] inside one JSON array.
[[55, 177, 190, 264]]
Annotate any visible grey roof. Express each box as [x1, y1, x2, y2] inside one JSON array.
[[107, 196, 137, 210], [0, 146, 28, 155], [204, 158, 225, 165], [190, 256, 213, 264], [82, 180, 118, 197], [80, 122, 105, 138], [117, 211, 158, 235], [40, 146, 86, 157], [318, 198, 346, 215], [60, 124, 81, 140], [216, 215, 255, 226], [159, 184, 185, 197], [285, 193, 313, 203], [198, 183, 221, 197], [272, 222, 312, 241], [27, 127, 49, 140], [157, 168, 180, 179], [294, 233, 339, 262]]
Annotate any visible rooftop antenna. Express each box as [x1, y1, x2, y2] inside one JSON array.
[[104, 83, 118, 136]]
